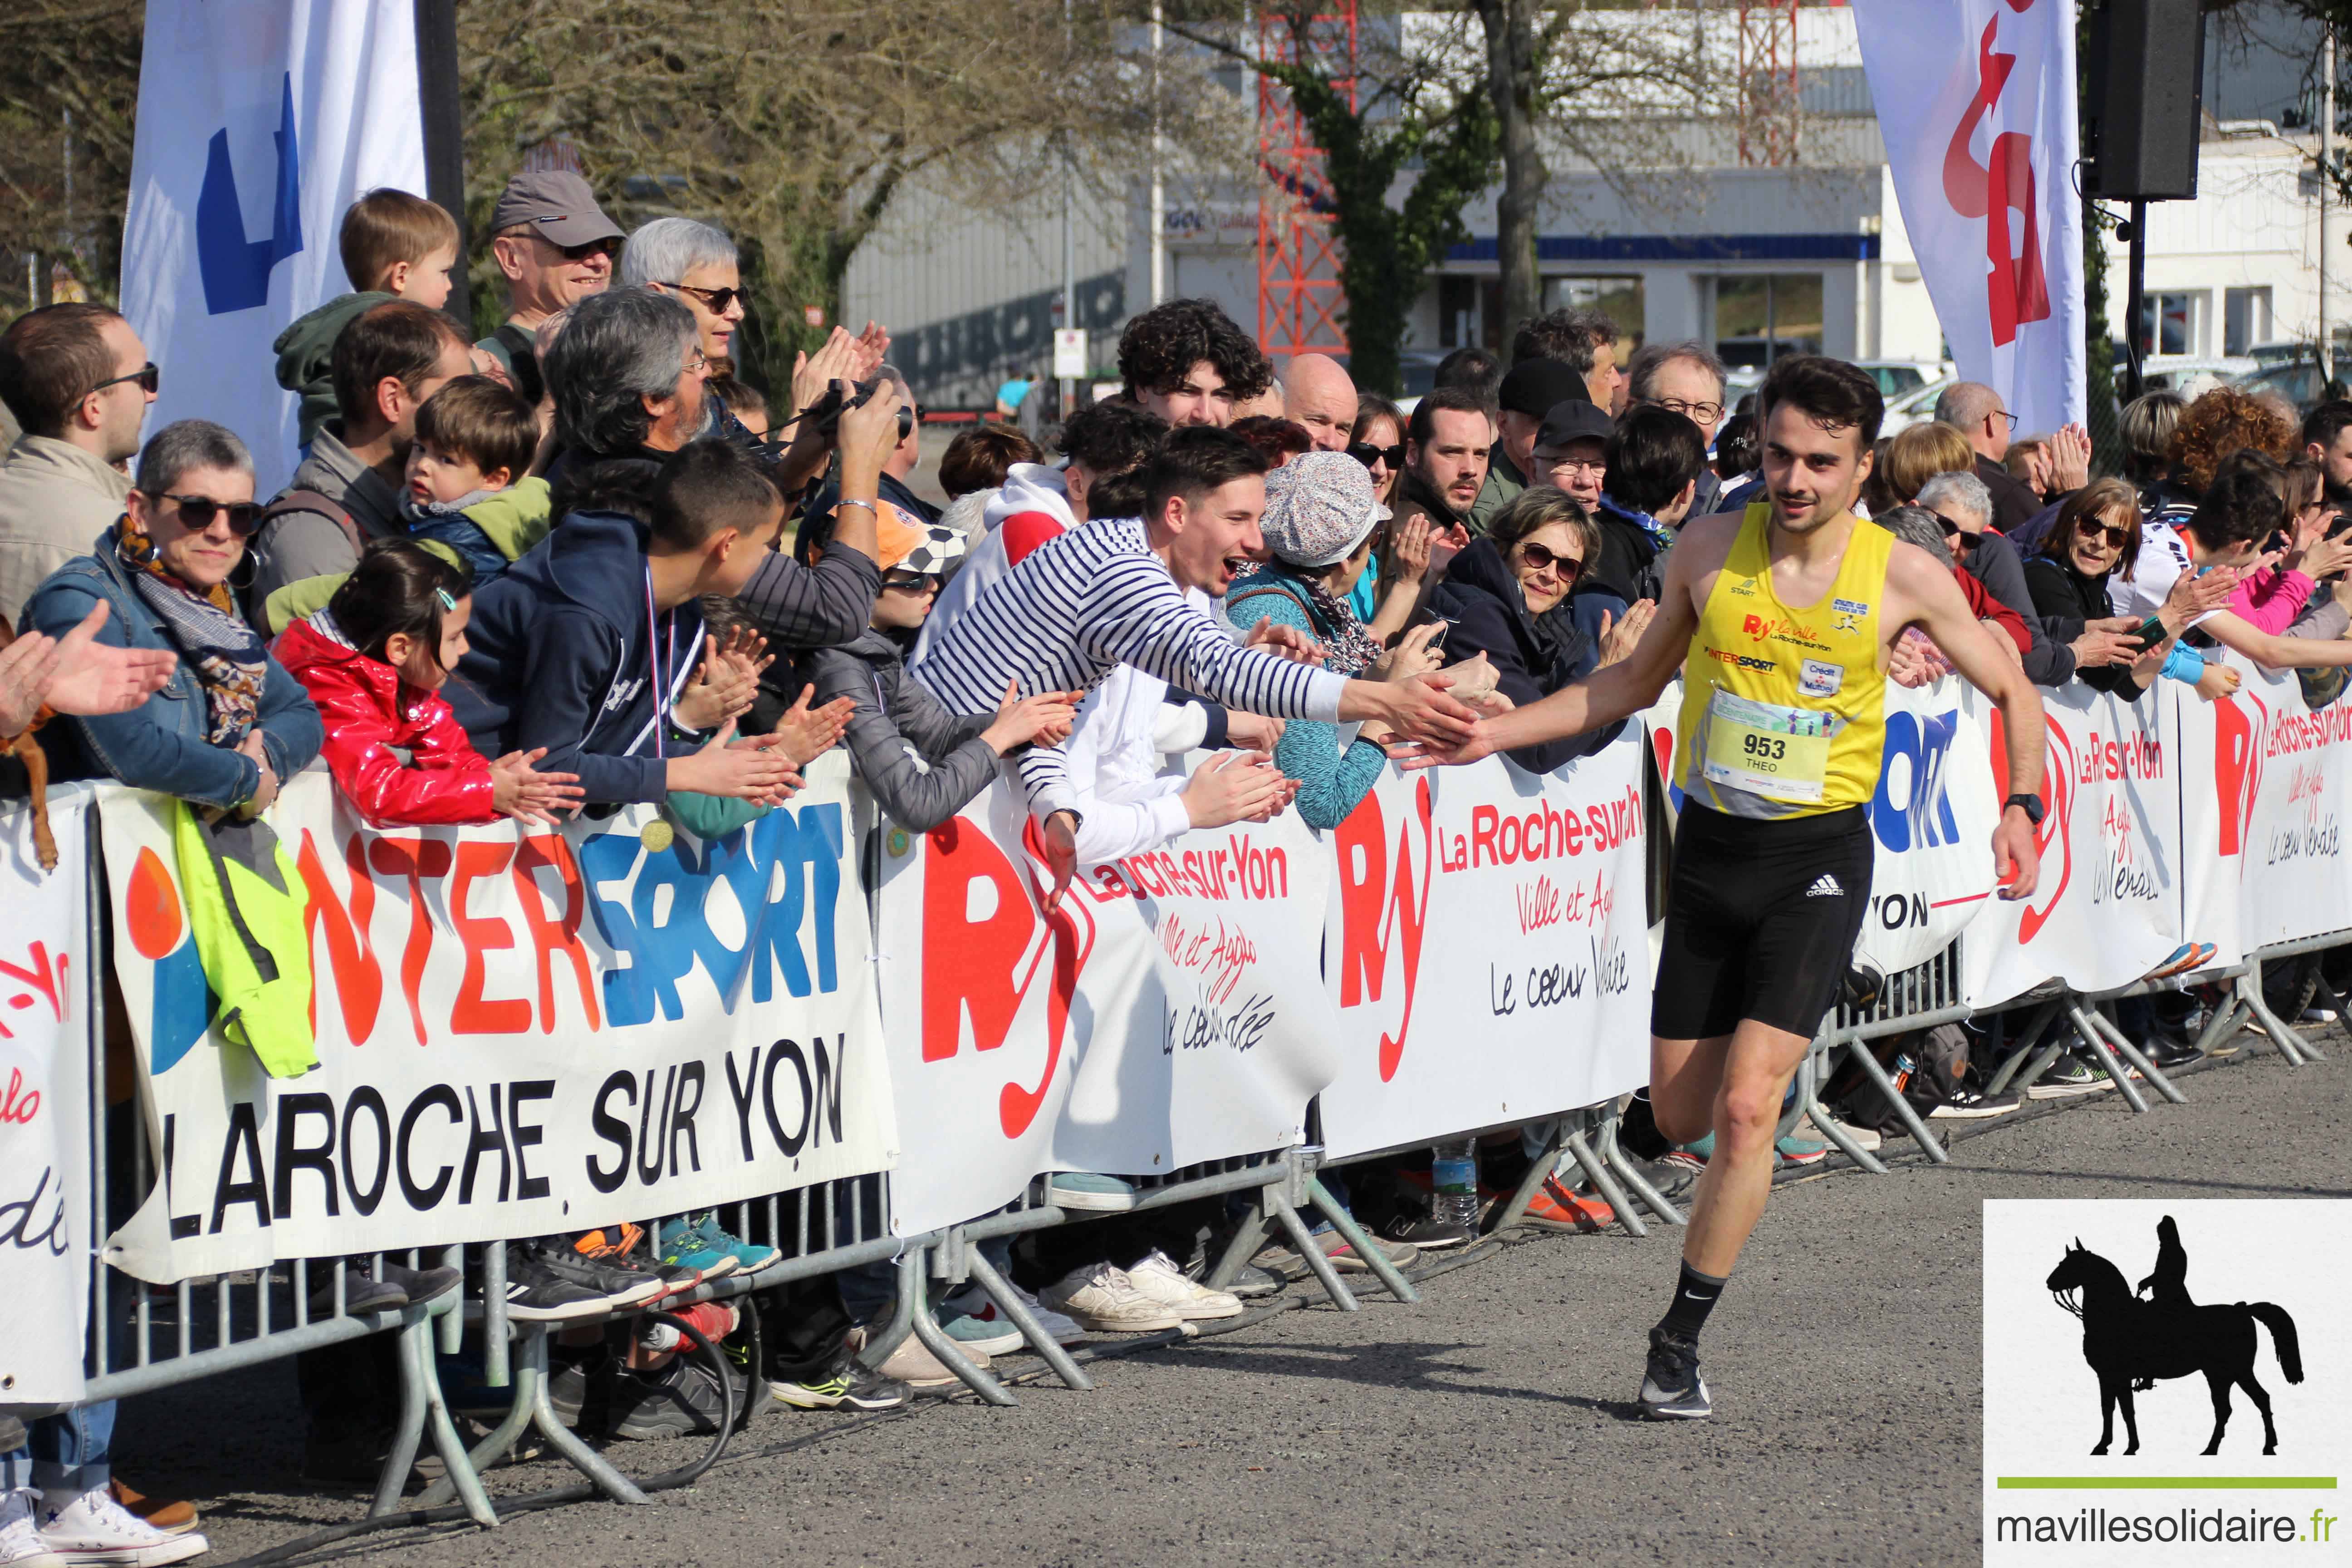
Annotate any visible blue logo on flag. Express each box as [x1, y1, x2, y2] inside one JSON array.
[[196, 74, 303, 315]]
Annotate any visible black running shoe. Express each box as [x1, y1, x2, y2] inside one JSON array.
[[1639, 1326, 1711, 1420], [505, 1240, 655, 1319], [1383, 1214, 1478, 1250], [768, 1351, 910, 1411], [1927, 1085, 2022, 1119], [378, 1259, 463, 1307], [608, 1356, 730, 1439], [304, 1258, 408, 1317]]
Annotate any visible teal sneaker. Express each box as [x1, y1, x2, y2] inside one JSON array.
[[1774, 1129, 1829, 1166], [934, 1308, 1023, 1356], [1046, 1171, 1139, 1211], [691, 1213, 779, 1274], [1677, 1134, 1715, 1161], [655, 1217, 738, 1282]]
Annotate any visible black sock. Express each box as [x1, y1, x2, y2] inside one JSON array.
[[1657, 1259, 1727, 1340]]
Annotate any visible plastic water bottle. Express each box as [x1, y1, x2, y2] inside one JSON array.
[[1431, 1138, 1480, 1229]]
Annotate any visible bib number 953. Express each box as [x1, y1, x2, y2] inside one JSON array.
[[1742, 733, 1788, 762]]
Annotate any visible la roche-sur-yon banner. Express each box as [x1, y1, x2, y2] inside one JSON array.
[[98, 759, 897, 1284], [0, 791, 95, 1406], [873, 772, 1337, 1238], [1315, 740, 1652, 1160]]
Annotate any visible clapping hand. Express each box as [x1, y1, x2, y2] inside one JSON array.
[[489, 748, 585, 825], [757, 683, 858, 765]]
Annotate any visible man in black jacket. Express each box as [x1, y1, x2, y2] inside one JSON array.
[[1934, 380, 2042, 534]]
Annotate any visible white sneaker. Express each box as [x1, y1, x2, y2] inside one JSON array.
[[1797, 1109, 1881, 1153], [1, 1490, 64, 1568], [939, 1282, 1087, 1347], [36, 1486, 206, 1568], [1125, 1250, 1245, 1320], [1037, 1263, 1182, 1333]]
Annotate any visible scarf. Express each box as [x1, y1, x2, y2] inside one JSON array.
[[1594, 493, 1678, 556], [400, 485, 497, 525], [118, 517, 267, 747], [1234, 567, 1385, 676]]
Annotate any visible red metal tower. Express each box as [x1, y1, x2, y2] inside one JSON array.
[[1254, 4, 1357, 362], [1737, 0, 1803, 167]]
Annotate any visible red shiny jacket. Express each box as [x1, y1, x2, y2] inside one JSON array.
[[274, 617, 496, 826]]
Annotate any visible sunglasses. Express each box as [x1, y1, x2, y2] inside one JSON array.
[[540, 234, 618, 263], [155, 492, 264, 535], [1347, 441, 1405, 470], [2075, 519, 2134, 549], [1931, 511, 1968, 538], [1515, 540, 1585, 583], [93, 362, 160, 397], [671, 281, 748, 314], [881, 569, 937, 591]]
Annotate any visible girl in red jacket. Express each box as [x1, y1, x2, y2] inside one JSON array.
[[275, 540, 583, 825]]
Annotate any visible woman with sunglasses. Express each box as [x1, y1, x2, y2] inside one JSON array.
[[2024, 478, 2244, 701], [1345, 393, 1442, 642], [619, 217, 769, 451], [23, 421, 320, 814], [1423, 486, 1647, 773]]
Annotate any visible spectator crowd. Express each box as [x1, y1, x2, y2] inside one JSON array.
[[4, 170, 2349, 1567]]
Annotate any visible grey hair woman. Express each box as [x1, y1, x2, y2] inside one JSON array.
[[618, 216, 745, 365]]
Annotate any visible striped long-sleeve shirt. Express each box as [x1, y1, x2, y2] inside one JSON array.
[[909, 516, 1348, 818]]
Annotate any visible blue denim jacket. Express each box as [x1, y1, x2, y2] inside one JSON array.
[[20, 529, 323, 809]]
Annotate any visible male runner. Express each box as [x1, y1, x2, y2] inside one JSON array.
[[1408, 356, 2049, 1418]]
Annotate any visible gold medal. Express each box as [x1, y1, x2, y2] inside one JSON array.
[[640, 817, 676, 853]]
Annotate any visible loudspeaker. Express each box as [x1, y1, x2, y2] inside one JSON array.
[[2083, 0, 2206, 201]]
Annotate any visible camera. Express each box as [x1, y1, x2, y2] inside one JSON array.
[[803, 377, 914, 443]]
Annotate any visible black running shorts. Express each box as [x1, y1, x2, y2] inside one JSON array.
[[1650, 803, 1876, 1041]]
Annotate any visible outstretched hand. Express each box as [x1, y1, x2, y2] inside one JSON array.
[[11, 604, 177, 726], [759, 683, 857, 765], [489, 747, 585, 825]]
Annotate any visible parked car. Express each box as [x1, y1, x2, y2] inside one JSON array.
[[1855, 359, 1953, 400], [2230, 355, 2336, 416], [1880, 374, 1955, 435], [2119, 353, 2258, 402]]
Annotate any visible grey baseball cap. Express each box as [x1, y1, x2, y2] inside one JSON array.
[[490, 171, 623, 248]]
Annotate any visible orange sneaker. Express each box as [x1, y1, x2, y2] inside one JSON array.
[[1520, 1177, 1615, 1234]]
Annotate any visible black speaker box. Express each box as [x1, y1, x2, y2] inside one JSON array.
[[2084, 0, 2206, 201]]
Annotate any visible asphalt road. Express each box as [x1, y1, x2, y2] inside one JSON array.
[[118, 1031, 2348, 1568]]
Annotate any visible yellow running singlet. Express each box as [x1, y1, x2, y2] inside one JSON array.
[[1673, 503, 1891, 819]]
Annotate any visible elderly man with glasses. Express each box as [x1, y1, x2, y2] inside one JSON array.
[[477, 171, 625, 407], [1626, 340, 1731, 518], [1933, 379, 2043, 534]]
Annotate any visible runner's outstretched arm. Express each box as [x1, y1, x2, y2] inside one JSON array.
[[1403, 526, 1706, 769], [1885, 540, 2044, 900]]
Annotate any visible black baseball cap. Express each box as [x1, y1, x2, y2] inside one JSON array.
[[1531, 398, 1613, 456], [489, 171, 623, 248], [1499, 358, 1591, 419]]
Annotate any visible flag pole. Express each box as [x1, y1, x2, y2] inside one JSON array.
[[414, 0, 470, 325]]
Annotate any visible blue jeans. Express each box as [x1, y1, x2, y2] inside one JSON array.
[[0, 1402, 114, 1495]]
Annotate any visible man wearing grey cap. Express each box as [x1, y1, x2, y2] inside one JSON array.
[[1470, 358, 1592, 531], [477, 170, 624, 404]]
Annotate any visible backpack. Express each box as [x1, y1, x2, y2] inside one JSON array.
[[246, 488, 362, 632], [1827, 1022, 1970, 1133]]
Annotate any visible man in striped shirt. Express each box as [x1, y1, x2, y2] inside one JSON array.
[[911, 426, 1476, 900]]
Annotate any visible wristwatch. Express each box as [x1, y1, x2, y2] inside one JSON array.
[[2004, 792, 2046, 826]]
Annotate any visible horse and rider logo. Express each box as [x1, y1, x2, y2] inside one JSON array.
[[2045, 1215, 2304, 1457]]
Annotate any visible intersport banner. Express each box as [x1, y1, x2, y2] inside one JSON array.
[[98, 760, 896, 1284], [1316, 739, 1652, 1160], [1852, 0, 2085, 433], [0, 790, 94, 1406], [2177, 657, 2352, 956], [873, 774, 1337, 1238], [1961, 681, 2182, 1008]]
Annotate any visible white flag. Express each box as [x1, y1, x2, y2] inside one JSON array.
[[1853, 0, 2085, 434], [120, 1, 428, 491]]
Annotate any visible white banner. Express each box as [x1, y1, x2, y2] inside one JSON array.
[[1316, 740, 1653, 1160], [121, 1, 428, 488], [873, 774, 1338, 1238], [1962, 682, 2183, 1009], [2178, 658, 2352, 957], [1854, 0, 2085, 433], [0, 791, 93, 1406], [98, 760, 895, 1283], [1853, 676, 2004, 978]]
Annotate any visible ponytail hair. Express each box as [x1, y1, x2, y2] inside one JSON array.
[[328, 538, 474, 672]]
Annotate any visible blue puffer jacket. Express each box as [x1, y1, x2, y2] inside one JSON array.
[[21, 527, 323, 809]]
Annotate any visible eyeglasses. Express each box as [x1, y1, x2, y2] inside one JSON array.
[[669, 281, 748, 315], [1643, 396, 1724, 425], [1514, 540, 1585, 583], [153, 492, 263, 535], [1995, 409, 2019, 430], [1347, 441, 1405, 470], [1544, 456, 1607, 478], [2075, 519, 2134, 549], [685, 349, 711, 376], [93, 362, 159, 397]]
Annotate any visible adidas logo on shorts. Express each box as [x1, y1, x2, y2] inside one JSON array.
[[1805, 874, 1844, 898]]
